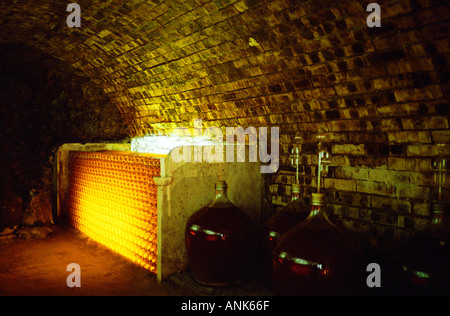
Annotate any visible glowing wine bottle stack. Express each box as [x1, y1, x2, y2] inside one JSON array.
[[66, 151, 160, 273], [185, 180, 253, 286]]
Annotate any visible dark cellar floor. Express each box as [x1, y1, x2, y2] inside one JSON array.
[[0, 226, 272, 296]]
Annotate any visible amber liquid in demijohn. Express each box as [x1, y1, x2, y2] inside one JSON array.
[[273, 193, 364, 295], [185, 181, 253, 286]]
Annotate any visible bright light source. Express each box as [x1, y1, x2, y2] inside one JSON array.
[[131, 135, 220, 155]]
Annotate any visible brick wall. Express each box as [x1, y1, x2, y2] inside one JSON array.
[[0, 0, 449, 245]]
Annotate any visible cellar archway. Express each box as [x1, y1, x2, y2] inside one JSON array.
[[0, 43, 127, 225]]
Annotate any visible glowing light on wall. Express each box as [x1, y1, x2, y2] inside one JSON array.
[[67, 151, 161, 273], [131, 135, 219, 155]]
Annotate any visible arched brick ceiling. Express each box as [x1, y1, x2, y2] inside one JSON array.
[[0, 0, 449, 142]]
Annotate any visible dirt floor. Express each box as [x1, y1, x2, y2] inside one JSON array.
[[0, 225, 186, 296]]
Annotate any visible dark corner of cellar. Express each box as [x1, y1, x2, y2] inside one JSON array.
[[0, 0, 449, 298]]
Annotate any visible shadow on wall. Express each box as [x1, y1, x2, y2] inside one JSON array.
[[0, 43, 128, 232]]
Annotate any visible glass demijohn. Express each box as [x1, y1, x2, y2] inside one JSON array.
[[264, 139, 310, 270], [185, 180, 253, 286]]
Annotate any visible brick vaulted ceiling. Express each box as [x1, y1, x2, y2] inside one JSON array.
[[0, 0, 449, 143]]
